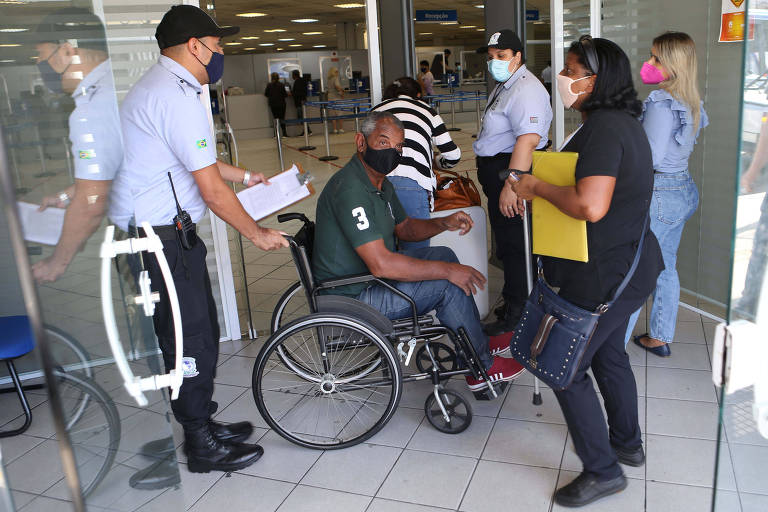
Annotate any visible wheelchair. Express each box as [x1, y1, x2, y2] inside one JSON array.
[[251, 213, 507, 450]]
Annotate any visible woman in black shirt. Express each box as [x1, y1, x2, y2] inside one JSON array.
[[265, 72, 288, 137], [511, 37, 663, 507]]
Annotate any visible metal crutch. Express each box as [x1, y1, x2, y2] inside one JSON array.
[[521, 200, 543, 406]]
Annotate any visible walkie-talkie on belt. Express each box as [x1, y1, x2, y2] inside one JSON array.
[[168, 172, 196, 250]]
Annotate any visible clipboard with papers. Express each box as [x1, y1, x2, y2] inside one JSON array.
[[236, 163, 315, 221], [530, 151, 588, 262]]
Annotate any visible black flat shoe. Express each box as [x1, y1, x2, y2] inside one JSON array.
[[633, 334, 671, 357], [611, 442, 645, 467], [554, 472, 628, 508]]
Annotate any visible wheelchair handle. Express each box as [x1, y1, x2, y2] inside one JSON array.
[[277, 213, 310, 224]]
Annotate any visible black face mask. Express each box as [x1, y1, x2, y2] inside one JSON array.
[[362, 145, 401, 175]]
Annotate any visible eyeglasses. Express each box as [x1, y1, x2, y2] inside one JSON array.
[[579, 35, 600, 74]]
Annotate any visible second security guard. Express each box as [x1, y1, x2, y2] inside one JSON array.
[[110, 5, 288, 474], [473, 29, 552, 335]]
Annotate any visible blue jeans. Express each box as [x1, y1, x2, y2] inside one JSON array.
[[387, 176, 430, 251], [625, 171, 699, 344], [356, 246, 493, 370]]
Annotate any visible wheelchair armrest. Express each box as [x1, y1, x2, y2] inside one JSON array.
[[314, 274, 421, 336]]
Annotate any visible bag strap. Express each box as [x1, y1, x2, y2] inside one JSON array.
[[534, 213, 650, 314], [599, 213, 650, 312]]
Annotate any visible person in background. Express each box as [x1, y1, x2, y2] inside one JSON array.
[[372, 77, 461, 250], [326, 66, 345, 134], [624, 31, 708, 357], [473, 29, 552, 335], [291, 69, 311, 136], [32, 8, 121, 284], [511, 36, 663, 507], [541, 60, 552, 95], [265, 72, 288, 138], [418, 60, 435, 96], [431, 49, 451, 82]]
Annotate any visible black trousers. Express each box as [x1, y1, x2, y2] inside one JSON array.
[[476, 154, 530, 304], [270, 104, 288, 135], [144, 232, 220, 432], [552, 286, 646, 481]]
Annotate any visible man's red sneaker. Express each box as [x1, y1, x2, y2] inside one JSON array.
[[488, 331, 513, 358], [465, 356, 526, 391]]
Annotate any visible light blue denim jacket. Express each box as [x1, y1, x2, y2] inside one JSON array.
[[640, 89, 709, 173]]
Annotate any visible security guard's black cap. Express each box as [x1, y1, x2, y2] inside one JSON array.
[[155, 5, 239, 50], [34, 8, 108, 53], [478, 29, 523, 53]]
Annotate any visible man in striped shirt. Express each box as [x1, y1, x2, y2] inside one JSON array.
[[372, 77, 461, 250]]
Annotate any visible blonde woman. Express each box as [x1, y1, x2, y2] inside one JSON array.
[[626, 32, 708, 356], [326, 67, 345, 133]]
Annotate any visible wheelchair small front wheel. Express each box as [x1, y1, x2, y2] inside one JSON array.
[[424, 389, 472, 434], [415, 342, 458, 374]]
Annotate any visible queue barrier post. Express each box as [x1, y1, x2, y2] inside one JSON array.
[[318, 105, 339, 162], [448, 95, 461, 132], [274, 118, 285, 171], [354, 105, 360, 133], [299, 103, 316, 151]]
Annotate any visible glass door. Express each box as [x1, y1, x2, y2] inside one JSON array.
[[713, 1, 768, 510], [0, 2, 191, 510]]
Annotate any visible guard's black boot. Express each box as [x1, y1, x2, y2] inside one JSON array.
[[209, 420, 253, 444], [554, 472, 628, 507], [129, 454, 181, 490], [139, 436, 175, 461], [184, 425, 263, 474], [483, 302, 523, 336]]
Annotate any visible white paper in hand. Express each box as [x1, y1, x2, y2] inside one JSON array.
[[17, 201, 66, 245], [236, 164, 311, 221]]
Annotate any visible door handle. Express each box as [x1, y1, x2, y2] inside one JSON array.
[[100, 223, 184, 407]]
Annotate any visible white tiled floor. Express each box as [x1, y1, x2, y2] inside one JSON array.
[[3, 124, 767, 511]]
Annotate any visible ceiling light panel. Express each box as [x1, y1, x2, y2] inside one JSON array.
[[236, 12, 267, 17]]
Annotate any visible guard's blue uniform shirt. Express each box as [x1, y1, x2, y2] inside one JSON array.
[[640, 89, 708, 173], [110, 55, 216, 231], [472, 64, 552, 157], [69, 59, 123, 181]]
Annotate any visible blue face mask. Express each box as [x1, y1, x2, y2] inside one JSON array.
[[487, 58, 514, 82], [196, 41, 224, 84]]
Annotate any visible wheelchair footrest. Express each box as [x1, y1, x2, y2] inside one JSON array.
[[472, 381, 507, 401]]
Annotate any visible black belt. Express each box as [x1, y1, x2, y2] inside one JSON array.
[[476, 153, 512, 164], [136, 223, 196, 241]]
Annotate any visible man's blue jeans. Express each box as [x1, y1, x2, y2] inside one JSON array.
[[625, 171, 699, 344], [356, 246, 493, 370], [387, 176, 430, 251]]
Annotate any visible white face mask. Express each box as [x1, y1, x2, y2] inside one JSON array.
[[556, 74, 591, 108]]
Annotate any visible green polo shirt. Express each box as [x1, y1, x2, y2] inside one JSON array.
[[313, 155, 407, 297]]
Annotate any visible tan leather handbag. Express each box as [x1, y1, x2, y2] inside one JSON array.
[[433, 169, 481, 211]]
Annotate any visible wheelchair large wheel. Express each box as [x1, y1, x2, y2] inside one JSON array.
[[270, 281, 308, 334], [253, 313, 402, 449], [55, 370, 121, 497], [424, 388, 472, 434]]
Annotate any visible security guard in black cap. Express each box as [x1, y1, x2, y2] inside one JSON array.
[[110, 5, 288, 476]]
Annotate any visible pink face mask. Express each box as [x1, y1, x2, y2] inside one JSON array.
[[640, 62, 665, 85]]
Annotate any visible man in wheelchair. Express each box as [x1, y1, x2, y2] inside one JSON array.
[[312, 111, 525, 392]]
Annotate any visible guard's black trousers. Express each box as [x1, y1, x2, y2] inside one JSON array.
[[553, 286, 646, 481], [145, 232, 220, 432], [476, 153, 530, 305]]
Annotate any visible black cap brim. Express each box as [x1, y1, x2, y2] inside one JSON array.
[[214, 26, 239, 38]]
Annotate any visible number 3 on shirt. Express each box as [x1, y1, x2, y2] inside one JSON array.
[[352, 207, 369, 230]]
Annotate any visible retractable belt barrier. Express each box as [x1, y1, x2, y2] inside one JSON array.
[[273, 92, 486, 165]]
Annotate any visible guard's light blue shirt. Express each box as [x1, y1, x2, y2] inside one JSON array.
[[109, 55, 216, 230], [69, 59, 122, 181], [472, 64, 552, 157], [640, 89, 708, 173]]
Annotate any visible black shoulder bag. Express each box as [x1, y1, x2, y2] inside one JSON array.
[[509, 215, 650, 390]]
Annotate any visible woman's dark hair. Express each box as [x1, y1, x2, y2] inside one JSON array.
[[382, 77, 422, 100], [568, 37, 642, 117]]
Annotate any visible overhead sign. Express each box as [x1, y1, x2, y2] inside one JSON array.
[[415, 10, 458, 23], [526, 9, 540, 21]]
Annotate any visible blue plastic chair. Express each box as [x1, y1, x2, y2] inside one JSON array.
[[0, 315, 35, 437]]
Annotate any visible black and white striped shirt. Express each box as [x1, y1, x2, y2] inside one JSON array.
[[372, 95, 461, 197]]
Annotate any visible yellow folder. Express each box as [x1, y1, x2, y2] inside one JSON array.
[[530, 152, 589, 262]]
